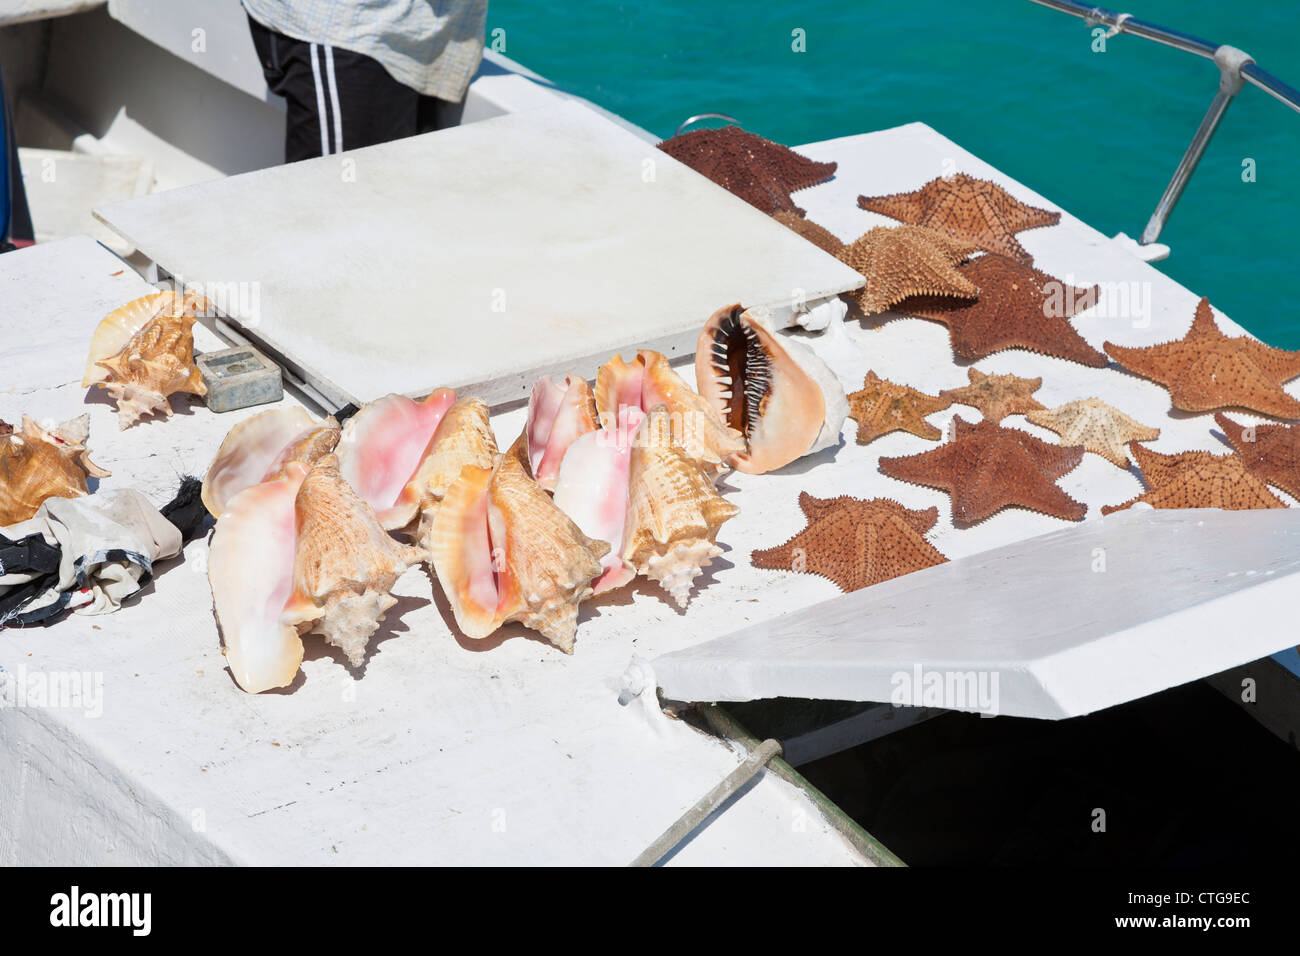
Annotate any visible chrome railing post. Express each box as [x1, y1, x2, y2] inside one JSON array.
[[1140, 46, 1253, 246]]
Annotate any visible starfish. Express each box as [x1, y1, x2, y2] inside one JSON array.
[[897, 254, 1105, 367], [878, 416, 1086, 523], [1101, 443, 1286, 513], [1215, 412, 1300, 500], [834, 225, 978, 315], [1104, 297, 1300, 419], [751, 493, 948, 592], [658, 125, 836, 216], [847, 371, 951, 444], [772, 211, 844, 258], [857, 173, 1060, 264], [940, 368, 1045, 422], [1026, 398, 1161, 469]]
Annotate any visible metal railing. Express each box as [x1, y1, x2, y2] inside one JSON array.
[[1028, 0, 1300, 245]]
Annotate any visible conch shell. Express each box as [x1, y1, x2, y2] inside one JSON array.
[[0, 414, 111, 526], [84, 291, 210, 429], [202, 406, 340, 518], [514, 374, 600, 491], [695, 303, 848, 474], [429, 452, 608, 653], [620, 406, 740, 607], [334, 389, 457, 529], [595, 349, 743, 472], [410, 397, 499, 536], [281, 454, 424, 668]]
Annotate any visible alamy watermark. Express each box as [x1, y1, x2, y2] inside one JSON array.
[[0, 664, 103, 719], [890, 664, 1000, 716]]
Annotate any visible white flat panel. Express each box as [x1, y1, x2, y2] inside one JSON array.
[[94, 101, 864, 405]]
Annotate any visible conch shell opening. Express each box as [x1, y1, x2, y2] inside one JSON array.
[[202, 406, 340, 518], [517, 374, 600, 491]]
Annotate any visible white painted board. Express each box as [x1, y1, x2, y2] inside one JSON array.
[[94, 101, 864, 406]]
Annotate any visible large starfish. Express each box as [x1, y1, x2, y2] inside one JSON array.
[[751, 493, 948, 592], [1026, 398, 1161, 469], [847, 371, 951, 444], [878, 416, 1086, 523], [772, 211, 844, 258], [835, 225, 978, 315], [1104, 297, 1300, 419], [1215, 412, 1300, 500], [898, 254, 1105, 367], [940, 368, 1045, 422], [857, 173, 1060, 264], [1101, 443, 1286, 513], [658, 126, 836, 216]]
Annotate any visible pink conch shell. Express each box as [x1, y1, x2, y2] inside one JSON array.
[[620, 406, 740, 607], [334, 388, 457, 529], [280, 454, 424, 668], [409, 397, 499, 536], [0, 414, 111, 526], [695, 304, 848, 474], [208, 462, 310, 694], [519, 374, 600, 491], [551, 406, 643, 594], [594, 349, 743, 473], [201, 407, 340, 518], [429, 452, 608, 653]]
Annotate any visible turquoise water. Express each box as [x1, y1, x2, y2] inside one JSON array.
[[487, 1, 1300, 346]]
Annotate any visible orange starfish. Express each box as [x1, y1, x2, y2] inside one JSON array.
[[899, 254, 1104, 367], [878, 416, 1086, 523], [940, 368, 1045, 423], [857, 173, 1060, 264], [1101, 443, 1286, 513], [1215, 412, 1300, 501], [772, 211, 844, 258], [751, 493, 948, 592], [847, 371, 951, 444], [836, 225, 978, 315], [1104, 298, 1300, 419]]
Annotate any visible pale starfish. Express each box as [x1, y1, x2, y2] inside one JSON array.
[[1026, 398, 1161, 468]]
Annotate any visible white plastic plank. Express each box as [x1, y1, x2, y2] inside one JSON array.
[[94, 100, 864, 406]]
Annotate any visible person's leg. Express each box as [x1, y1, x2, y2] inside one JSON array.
[[416, 95, 465, 135], [1, 66, 34, 250]]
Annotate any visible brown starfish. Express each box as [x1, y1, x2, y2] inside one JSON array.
[[878, 416, 1086, 523], [1215, 412, 1300, 500], [1104, 297, 1300, 419], [751, 493, 948, 592], [835, 225, 978, 315], [1102, 443, 1286, 514], [857, 173, 1060, 264], [772, 211, 844, 257], [940, 368, 1045, 422], [1026, 398, 1161, 469], [847, 371, 952, 444], [658, 126, 836, 216], [898, 254, 1105, 367]]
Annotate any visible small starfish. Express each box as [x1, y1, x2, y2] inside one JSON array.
[[1104, 297, 1300, 419], [772, 211, 844, 258], [1215, 412, 1300, 500], [1026, 398, 1161, 469], [658, 126, 836, 216], [847, 371, 951, 444], [1102, 443, 1286, 513], [878, 416, 1086, 523], [940, 368, 1045, 422], [898, 254, 1105, 367], [836, 225, 978, 315], [751, 493, 948, 592], [857, 173, 1060, 264]]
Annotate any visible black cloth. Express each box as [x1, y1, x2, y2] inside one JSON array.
[[0, 532, 64, 626], [1, 64, 34, 251], [247, 15, 465, 164]]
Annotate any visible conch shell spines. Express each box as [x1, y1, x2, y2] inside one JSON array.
[[0, 414, 111, 526]]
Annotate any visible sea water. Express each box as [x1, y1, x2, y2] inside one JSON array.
[[488, 0, 1300, 346]]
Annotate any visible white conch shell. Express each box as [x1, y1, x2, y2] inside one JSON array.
[[0, 414, 111, 526], [410, 397, 499, 536], [281, 454, 424, 668], [695, 303, 847, 474], [594, 349, 743, 473], [334, 388, 457, 529], [551, 405, 643, 594], [517, 374, 600, 491], [429, 452, 608, 653], [209, 462, 310, 694], [201, 406, 340, 518], [620, 406, 740, 607]]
